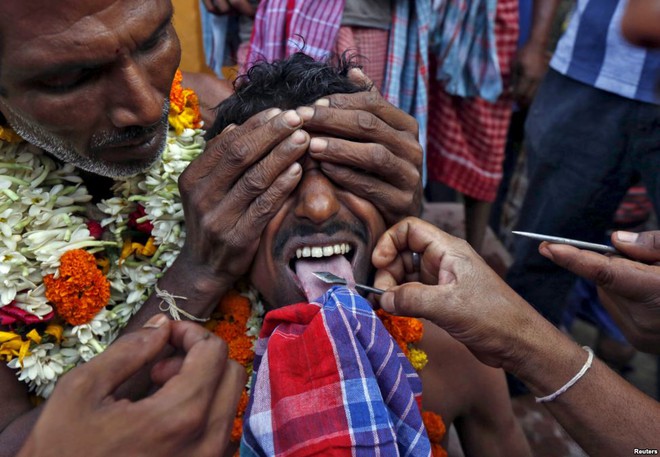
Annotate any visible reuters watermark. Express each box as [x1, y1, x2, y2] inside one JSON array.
[[634, 449, 658, 455]]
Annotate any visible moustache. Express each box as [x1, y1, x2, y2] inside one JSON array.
[[89, 101, 169, 151], [273, 220, 369, 259]]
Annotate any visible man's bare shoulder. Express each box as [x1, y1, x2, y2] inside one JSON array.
[[417, 320, 531, 456], [417, 320, 506, 420]]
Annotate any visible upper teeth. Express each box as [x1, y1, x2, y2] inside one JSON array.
[[296, 243, 351, 259]]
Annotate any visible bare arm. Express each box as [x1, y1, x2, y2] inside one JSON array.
[[512, 0, 561, 106], [419, 324, 531, 457], [513, 322, 659, 454], [372, 217, 660, 455]]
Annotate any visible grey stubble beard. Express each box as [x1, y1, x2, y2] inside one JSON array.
[[2, 99, 170, 178]]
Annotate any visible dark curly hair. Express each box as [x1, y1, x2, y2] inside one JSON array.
[[205, 52, 371, 139]]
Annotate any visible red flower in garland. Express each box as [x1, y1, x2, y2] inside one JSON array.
[[0, 303, 54, 326], [128, 204, 154, 235], [86, 220, 104, 240]]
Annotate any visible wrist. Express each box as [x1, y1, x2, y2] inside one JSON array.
[[522, 37, 549, 53], [160, 256, 237, 308], [507, 316, 589, 398]]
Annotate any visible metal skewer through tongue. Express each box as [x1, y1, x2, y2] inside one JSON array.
[[312, 271, 385, 295]]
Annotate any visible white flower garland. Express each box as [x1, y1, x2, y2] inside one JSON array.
[[0, 128, 204, 397]]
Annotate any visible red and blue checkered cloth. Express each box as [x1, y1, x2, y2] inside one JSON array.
[[240, 286, 432, 456]]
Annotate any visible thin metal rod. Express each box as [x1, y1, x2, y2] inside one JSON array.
[[512, 231, 619, 255], [355, 284, 385, 296]]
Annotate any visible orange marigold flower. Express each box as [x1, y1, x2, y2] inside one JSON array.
[[228, 334, 255, 367], [214, 320, 245, 342], [43, 249, 110, 326], [377, 309, 423, 344], [168, 69, 202, 134], [231, 417, 243, 443], [216, 291, 251, 327], [431, 443, 448, 457], [231, 390, 249, 442], [422, 410, 446, 443]]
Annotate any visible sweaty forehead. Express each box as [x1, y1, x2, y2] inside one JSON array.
[[1, 0, 171, 76]]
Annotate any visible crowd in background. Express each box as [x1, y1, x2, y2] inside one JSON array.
[[194, 2, 660, 452]]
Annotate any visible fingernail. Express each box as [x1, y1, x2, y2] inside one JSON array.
[[314, 98, 330, 107], [310, 137, 328, 152], [287, 162, 302, 176], [295, 106, 315, 121], [380, 292, 395, 313], [265, 108, 282, 120], [291, 129, 307, 144], [538, 243, 553, 260], [283, 110, 301, 127], [144, 314, 168, 328], [220, 124, 236, 135], [616, 231, 639, 243]]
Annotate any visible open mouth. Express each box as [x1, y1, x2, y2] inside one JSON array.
[[288, 242, 357, 302]]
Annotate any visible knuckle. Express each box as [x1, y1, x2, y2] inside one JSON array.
[[592, 264, 616, 287], [238, 169, 265, 195], [225, 142, 252, 170], [409, 143, 424, 169], [357, 110, 379, 131], [405, 116, 420, 137], [645, 231, 660, 250], [169, 405, 206, 435], [453, 238, 476, 258], [252, 193, 277, 216], [58, 371, 93, 397], [366, 90, 381, 106], [178, 167, 193, 190], [369, 144, 390, 166]]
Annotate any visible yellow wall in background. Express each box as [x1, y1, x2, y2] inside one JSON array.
[[172, 0, 211, 73]]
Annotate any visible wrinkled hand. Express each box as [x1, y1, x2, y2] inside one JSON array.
[[540, 230, 660, 353], [177, 109, 307, 292], [18, 316, 245, 457], [298, 69, 423, 226], [372, 217, 551, 370], [202, 0, 256, 16], [511, 41, 549, 107]]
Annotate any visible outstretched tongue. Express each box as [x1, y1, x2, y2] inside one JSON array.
[[295, 255, 356, 302]]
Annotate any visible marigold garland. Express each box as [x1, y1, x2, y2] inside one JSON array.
[[208, 289, 259, 448], [43, 249, 110, 326], [0, 68, 206, 397], [168, 69, 203, 135], [423, 410, 448, 457], [376, 308, 427, 370]]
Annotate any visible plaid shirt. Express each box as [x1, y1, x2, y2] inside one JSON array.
[[383, 0, 430, 184], [240, 287, 432, 456], [245, 0, 431, 184], [430, 0, 502, 102], [245, 0, 346, 70]]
